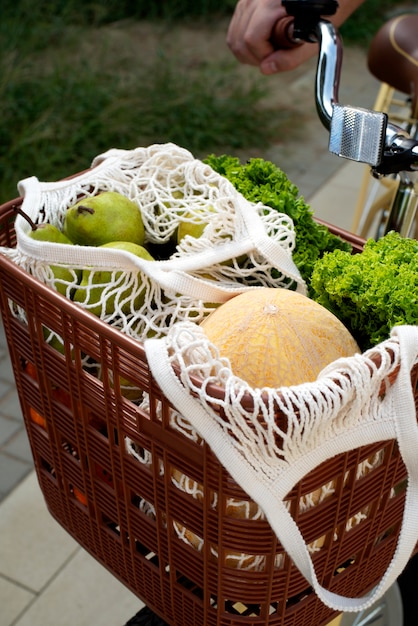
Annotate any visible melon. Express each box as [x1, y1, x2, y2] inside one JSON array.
[[201, 287, 359, 388]]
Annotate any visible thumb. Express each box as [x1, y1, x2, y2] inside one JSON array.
[[260, 42, 318, 74]]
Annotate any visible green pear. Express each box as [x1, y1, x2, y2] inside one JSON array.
[[42, 325, 75, 358], [176, 205, 215, 245], [73, 241, 154, 317], [107, 370, 144, 403], [63, 191, 145, 247], [176, 206, 247, 267], [28, 223, 81, 297], [177, 217, 207, 244]]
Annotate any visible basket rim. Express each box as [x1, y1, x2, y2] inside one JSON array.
[[1, 209, 412, 414]]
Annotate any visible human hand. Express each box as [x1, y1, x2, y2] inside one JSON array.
[[226, 0, 319, 75]]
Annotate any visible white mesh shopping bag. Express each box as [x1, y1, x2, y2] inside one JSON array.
[[3, 143, 305, 345], [145, 321, 418, 613]]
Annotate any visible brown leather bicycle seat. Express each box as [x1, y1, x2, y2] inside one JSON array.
[[368, 14, 418, 118]]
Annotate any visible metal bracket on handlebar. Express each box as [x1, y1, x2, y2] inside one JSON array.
[[374, 132, 418, 175]]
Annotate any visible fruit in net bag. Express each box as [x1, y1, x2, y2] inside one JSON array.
[[201, 287, 359, 388], [63, 191, 145, 247], [73, 241, 154, 317], [27, 222, 81, 297]]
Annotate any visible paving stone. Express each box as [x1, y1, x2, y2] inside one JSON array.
[[0, 452, 33, 499], [3, 428, 33, 465], [0, 415, 22, 446], [0, 378, 11, 400], [0, 356, 17, 385], [0, 388, 23, 421]]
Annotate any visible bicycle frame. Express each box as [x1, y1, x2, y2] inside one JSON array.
[[352, 84, 418, 239]]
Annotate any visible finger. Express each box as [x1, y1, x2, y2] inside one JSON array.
[[227, 5, 264, 65], [259, 41, 319, 74], [227, 2, 285, 66]]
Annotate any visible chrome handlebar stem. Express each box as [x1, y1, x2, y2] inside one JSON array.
[[313, 20, 342, 130], [315, 20, 343, 131]]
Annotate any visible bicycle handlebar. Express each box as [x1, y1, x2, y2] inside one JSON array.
[[273, 4, 418, 175], [271, 16, 342, 130]]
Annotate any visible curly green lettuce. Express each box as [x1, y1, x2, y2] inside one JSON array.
[[204, 154, 351, 292], [310, 231, 418, 350]]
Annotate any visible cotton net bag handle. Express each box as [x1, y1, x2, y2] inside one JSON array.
[[145, 324, 418, 613]]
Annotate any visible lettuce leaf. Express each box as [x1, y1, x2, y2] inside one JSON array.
[[310, 231, 418, 350], [204, 154, 351, 292]]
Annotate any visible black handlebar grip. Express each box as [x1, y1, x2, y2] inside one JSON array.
[[282, 0, 338, 17], [270, 16, 302, 49], [282, 0, 339, 42]]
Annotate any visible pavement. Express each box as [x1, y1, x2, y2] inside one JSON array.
[[0, 43, 385, 626]]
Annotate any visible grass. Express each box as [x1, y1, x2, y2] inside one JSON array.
[[2, 0, 237, 28], [0, 15, 295, 203], [0, 0, 407, 202], [340, 0, 414, 45]]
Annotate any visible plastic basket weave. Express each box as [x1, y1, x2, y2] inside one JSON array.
[[0, 195, 416, 626]]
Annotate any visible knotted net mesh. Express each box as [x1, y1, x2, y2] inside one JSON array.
[[5, 143, 303, 348]]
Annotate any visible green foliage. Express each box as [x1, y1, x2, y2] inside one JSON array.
[[1, 0, 236, 30], [126, 56, 291, 153], [205, 154, 352, 291], [340, 0, 409, 46], [0, 0, 297, 205], [0, 0, 404, 203], [310, 232, 418, 350], [0, 48, 291, 202]]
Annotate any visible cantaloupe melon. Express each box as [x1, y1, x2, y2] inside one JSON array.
[[201, 287, 359, 388], [174, 288, 370, 563]]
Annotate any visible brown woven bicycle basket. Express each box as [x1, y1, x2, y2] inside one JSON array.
[[0, 195, 416, 626]]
